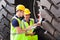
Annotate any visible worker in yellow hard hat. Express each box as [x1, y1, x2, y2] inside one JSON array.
[[10, 4, 28, 40], [16, 4, 25, 17], [22, 8, 40, 40]]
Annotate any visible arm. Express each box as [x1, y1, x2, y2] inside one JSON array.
[[15, 27, 27, 34], [26, 22, 40, 30], [12, 19, 27, 34]]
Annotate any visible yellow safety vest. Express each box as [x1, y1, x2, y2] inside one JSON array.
[[10, 16, 26, 40], [22, 18, 38, 40]]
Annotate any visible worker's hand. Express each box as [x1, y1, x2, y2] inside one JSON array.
[[33, 22, 40, 27], [38, 13, 41, 19], [16, 27, 25, 34], [38, 13, 42, 24], [36, 22, 40, 26], [26, 26, 32, 30]]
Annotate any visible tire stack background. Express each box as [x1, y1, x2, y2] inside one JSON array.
[[0, 0, 15, 40], [38, 0, 60, 40], [0, 0, 60, 40]]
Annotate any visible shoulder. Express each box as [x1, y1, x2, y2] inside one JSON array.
[[12, 19, 18, 25], [12, 19, 18, 22], [11, 19, 19, 27]]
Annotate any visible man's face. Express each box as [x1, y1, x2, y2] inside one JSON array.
[[18, 10, 24, 17], [24, 14, 30, 20]]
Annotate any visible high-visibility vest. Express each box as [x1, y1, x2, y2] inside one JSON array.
[[22, 18, 38, 40], [10, 16, 26, 40]]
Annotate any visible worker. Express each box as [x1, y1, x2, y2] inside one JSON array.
[[10, 4, 27, 40], [22, 8, 40, 40]]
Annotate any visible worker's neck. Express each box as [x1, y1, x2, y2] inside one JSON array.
[[24, 18, 29, 22]]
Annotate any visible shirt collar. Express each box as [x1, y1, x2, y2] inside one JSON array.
[[23, 19, 30, 22], [15, 15, 19, 18]]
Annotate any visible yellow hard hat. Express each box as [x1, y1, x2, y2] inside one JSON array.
[[16, 4, 25, 11], [24, 8, 31, 15]]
